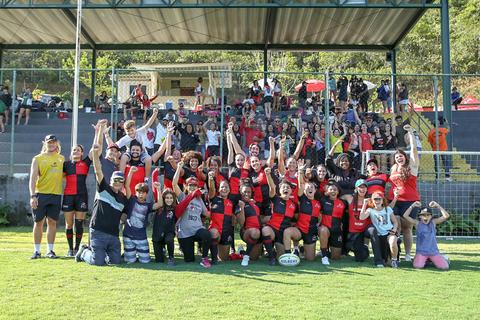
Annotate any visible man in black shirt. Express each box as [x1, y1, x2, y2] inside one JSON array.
[[76, 143, 128, 266]]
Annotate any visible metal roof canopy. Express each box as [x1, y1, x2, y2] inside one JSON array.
[[0, 0, 440, 51]]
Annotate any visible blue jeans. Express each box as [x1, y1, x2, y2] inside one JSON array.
[[433, 154, 451, 178], [81, 228, 121, 266]]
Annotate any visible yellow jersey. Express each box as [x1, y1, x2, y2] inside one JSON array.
[[34, 153, 65, 195]]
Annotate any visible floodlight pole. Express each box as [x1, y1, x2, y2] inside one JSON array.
[[390, 49, 397, 113], [440, 0, 452, 150], [71, 0, 82, 147], [91, 48, 97, 103]]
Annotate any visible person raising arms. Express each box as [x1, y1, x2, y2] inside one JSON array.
[[283, 159, 322, 261], [261, 167, 297, 265], [389, 124, 420, 262], [403, 201, 450, 270]]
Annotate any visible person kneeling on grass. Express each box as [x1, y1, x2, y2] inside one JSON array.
[[76, 144, 128, 266], [403, 201, 450, 270], [359, 191, 400, 268], [122, 166, 162, 264]]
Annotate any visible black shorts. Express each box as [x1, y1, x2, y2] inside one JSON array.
[[32, 194, 62, 222], [21, 104, 32, 110], [329, 229, 343, 248], [62, 194, 88, 212], [394, 200, 419, 218], [258, 202, 271, 217], [301, 227, 319, 245], [219, 229, 234, 246]]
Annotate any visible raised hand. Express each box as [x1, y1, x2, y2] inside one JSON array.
[[129, 166, 138, 173], [208, 171, 216, 180], [167, 121, 175, 133], [297, 159, 306, 171], [393, 187, 400, 198], [264, 167, 272, 175], [412, 201, 422, 208], [363, 198, 370, 206], [153, 182, 162, 190], [269, 136, 275, 145], [238, 200, 245, 210], [152, 108, 159, 116], [177, 161, 184, 168], [429, 201, 440, 209], [92, 143, 101, 152]]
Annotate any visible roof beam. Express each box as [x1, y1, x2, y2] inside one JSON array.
[[263, 2, 278, 49], [0, 0, 442, 9], [62, 9, 96, 49]]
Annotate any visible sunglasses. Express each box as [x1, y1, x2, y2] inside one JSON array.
[[373, 198, 382, 201], [113, 178, 124, 183], [135, 189, 147, 193]]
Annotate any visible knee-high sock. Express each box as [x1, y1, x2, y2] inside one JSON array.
[[74, 219, 84, 251], [66, 228, 74, 250]]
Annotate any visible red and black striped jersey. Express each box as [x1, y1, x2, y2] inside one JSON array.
[[349, 200, 371, 233], [163, 161, 176, 189], [209, 196, 234, 234], [320, 197, 346, 231], [249, 168, 270, 205], [229, 166, 250, 196], [366, 173, 389, 195], [63, 157, 92, 195], [267, 195, 297, 231], [243, 201, 261, 229], [284, 173, 299, 203], [296, 195, 322, 234]]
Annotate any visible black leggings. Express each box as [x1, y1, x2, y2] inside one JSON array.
[[152, 233, 175, 262], [347, 227, 383, 265], [178, 228, 212, 262]]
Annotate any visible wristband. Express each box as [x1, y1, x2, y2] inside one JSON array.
[[31, 194, 38, 198]]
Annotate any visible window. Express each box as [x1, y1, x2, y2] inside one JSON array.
[[171, 80, 181, 89]]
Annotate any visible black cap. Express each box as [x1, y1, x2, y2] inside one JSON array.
[[44, 134, 57, 142], [366, 158, 378, 166]]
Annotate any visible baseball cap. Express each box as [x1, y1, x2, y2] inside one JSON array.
[[419, 207, 433, 216], [44, 134, 57, 142], [366, 158, 378, 166], [355, 179, 367, 188], [111, 171, 125, 180], [107, 143, 121, 150]]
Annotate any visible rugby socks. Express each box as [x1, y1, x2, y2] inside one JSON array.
[[245, 237, 257, 255], [321, 248, 329, 258], [166, 241, 174, 259], [210, 240, 219, 262], [74, 219, 84, 251], [285, 249, 291, 254], [34, 244, 41, 253], [262, 235, 274, 258], [66, 228, 74, 250], [47, 243, 54, 252]]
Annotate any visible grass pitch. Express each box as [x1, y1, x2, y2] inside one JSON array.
[[0, 227, 479, 320]]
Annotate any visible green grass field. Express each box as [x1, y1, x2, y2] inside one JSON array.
[[1, 227, 479, 320]]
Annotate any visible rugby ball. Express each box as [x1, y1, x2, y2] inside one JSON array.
[[278, 253, 300, 267]]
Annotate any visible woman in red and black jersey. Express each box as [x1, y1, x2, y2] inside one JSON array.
[[319, 181, 347, 265], [207, 173, 234, 263], [283, 160, 322, 261], [235, 182, 262, 267], [62, 144, 92, 257], [226, 127, 250, 203], [261, 167, 297, 265], [248, 156, 271, 224], [345, 179, 384, 266]]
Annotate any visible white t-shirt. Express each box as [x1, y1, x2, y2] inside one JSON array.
[[154, 123, 167, 145], [205, 130, 221, 147], [140, 128, 155, 149], [116, 126, 147, 149]]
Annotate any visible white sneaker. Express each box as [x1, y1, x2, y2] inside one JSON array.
[[376, 264, 385, 268], [442, 254, 450, 265], [321, 256, 330, 265], [404, 254, 412, 262], [241, 255, 250, 267]]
